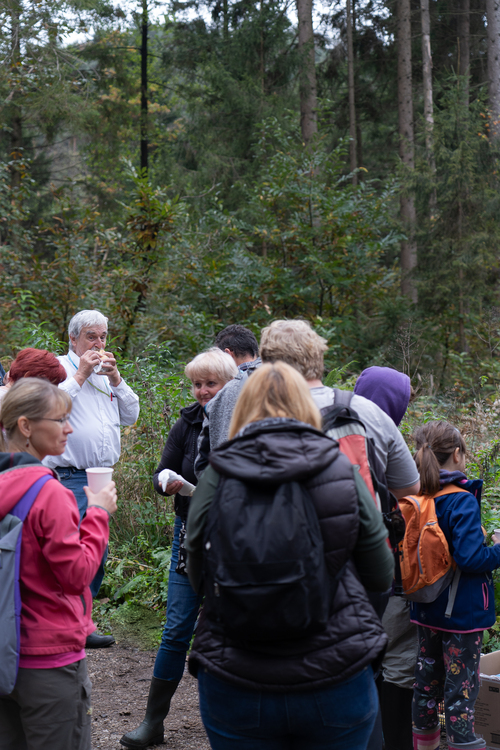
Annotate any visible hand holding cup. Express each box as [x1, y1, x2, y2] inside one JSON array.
[[84, 480, 117, 515], [97, 350, 121, 387]]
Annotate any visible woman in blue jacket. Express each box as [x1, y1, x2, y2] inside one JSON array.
[[411, 421, 500, 750]]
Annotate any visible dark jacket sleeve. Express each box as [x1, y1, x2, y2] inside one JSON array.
[[194, 416, 210, 479], [186, 465, 220, 593], [153, 417, 186, 496], [351, 468, 395, 591]]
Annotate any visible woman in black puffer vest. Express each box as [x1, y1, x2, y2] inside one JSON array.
[[120, 348, 237, 750], [186, 362, 394, 750]]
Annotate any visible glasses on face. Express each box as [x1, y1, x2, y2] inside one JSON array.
[[38, 416, 71, 425]]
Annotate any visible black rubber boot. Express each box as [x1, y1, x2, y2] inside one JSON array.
[[380, 680, 413, 750], [119, 677, 180, 749]]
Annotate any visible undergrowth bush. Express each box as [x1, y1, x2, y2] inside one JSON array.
[[98, 343, 192, 611]]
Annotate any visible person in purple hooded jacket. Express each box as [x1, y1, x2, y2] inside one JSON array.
[[354, 365, 412, 428], [354, 365, 417, 750]]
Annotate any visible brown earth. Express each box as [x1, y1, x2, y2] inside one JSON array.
[[88, 644, 210, 750], [87, 641, 449, 750]]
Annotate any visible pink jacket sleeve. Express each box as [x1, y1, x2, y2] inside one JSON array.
[[28, 481, 110, 594]]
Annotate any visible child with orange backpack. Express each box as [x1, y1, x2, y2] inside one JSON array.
[[409, 421, 500, 750]]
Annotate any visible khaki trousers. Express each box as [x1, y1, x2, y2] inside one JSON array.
[[0, 658, 92, 750]]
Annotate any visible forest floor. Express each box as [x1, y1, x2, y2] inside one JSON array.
[[88, 644, 210, 750], [87, 609, 449, 750], [87, 641, 449, 750]]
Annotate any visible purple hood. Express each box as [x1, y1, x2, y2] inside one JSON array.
[[354, 366, 410, 427]]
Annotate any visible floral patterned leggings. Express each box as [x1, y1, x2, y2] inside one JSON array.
[[413, 626, 483, 744]]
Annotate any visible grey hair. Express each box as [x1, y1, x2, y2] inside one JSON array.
[[260, 319, 328, 381], [68, 310, 108, 350], [184, 347, 238, 386]]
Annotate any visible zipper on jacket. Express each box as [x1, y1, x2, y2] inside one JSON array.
[[80, 594, 87, 615], [483, 582, 489, 610]]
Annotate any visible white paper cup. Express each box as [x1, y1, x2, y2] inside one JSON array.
[[86, 467, 114, 493], [494, 529, 500, 538]]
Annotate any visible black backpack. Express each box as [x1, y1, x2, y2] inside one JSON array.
[[201, 475, 334, 642]]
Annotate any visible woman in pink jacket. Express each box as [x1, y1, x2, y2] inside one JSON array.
[[0, 378, 117, 750]]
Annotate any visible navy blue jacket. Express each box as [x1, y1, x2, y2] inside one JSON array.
[[410, 475, 500, 632]]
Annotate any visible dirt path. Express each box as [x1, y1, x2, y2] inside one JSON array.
[[88, 644, 210, 750], [88, 641, 448, 750]]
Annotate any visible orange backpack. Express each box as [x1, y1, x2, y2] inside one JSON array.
[[398, 485, 462, 615]]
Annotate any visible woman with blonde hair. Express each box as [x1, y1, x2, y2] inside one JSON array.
[[120, 347, 237, 750], [185, 362, 395, 750], [0, 378, 116, 750]]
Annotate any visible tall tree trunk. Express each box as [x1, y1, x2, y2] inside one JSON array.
[[421, 0, 434, 160], [10, 0, 22, 190], [260, 0, 265, 95], [223, 0, 229, 41], [421, 0, 436, 209], [486, 0, 500, 138], [457, 200, 467, 352], [398, 0, 417, 302], [353, 0, 364, 175], [140, 0, 148, 173], [297, 0, 318, 145], [346, 0, 358, 183], [458, 0, 470, 101]]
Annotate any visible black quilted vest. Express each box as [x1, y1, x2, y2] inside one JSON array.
[[188, 418, 388, 692]]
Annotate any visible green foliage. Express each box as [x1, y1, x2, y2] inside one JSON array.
[[102, 540, 172, 609], [139, 116, 402, 365], [111, 342, 191, 554], [0, 160, 184, 355], [324, 361, 357, 388], [412, 79, 500, 379], [93, 345, 191, 611]]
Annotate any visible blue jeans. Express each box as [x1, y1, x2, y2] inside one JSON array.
[[153, 515, 202, 682], [198, 666, 378, 750], [56, 468, 108, 599]]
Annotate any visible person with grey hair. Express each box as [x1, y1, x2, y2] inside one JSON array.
[[44, 309, 140, 648], [120, 348, 237, 750]]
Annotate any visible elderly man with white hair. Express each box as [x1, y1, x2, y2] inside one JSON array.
[[44, 309, 140, 647]]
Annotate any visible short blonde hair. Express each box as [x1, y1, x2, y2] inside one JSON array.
[[228, 362, 322, 438], [0, 378, 72, 450], [259, 320, 328, 381], [184, 347, 238, 386]]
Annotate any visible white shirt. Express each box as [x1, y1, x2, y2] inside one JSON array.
[[44, 352, 140, 470]]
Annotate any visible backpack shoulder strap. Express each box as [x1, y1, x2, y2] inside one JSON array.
[[333, 388, 354, 408], [10, 474, 54, 522], [320, 389, 362, 429], [434, 484, 468, 498]]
